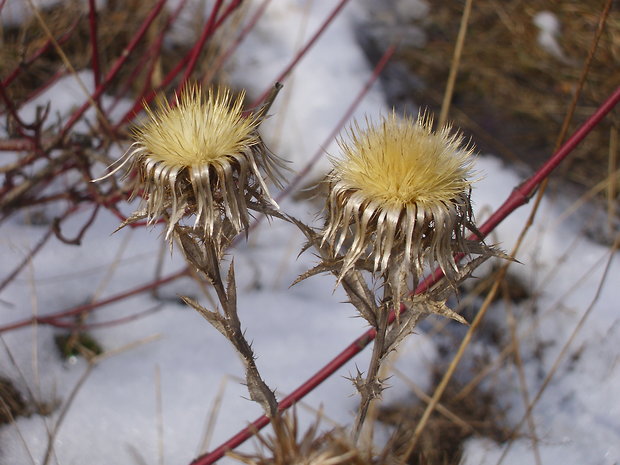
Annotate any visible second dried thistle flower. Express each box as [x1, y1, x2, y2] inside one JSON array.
[[100, 84, 287, 243], [323, 112, 480, 287]]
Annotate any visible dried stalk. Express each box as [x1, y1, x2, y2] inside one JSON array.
[[178, 230, 278, 418]]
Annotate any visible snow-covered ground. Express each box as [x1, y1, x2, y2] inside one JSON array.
[[1, 1, 619, 464]]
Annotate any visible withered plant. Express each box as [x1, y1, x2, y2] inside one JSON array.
[[292, 112, 502, 440], [97, 73, 502, 461], [97, 81, 287, 419]]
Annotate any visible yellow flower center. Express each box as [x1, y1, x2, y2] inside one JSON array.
[[335, 114, 473, 207], [136, 85, 260, 166]]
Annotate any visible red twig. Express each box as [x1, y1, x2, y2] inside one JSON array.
[[201, 0, 272, 85], [107, 0, 190, 115], [191, 85, 620, 465], [0, 17, 80, 89], [177, 0, 224, 89], [0, 138, 45, 151], [0, 80, 31, 131], [0, 268, 188, 334], [58, 0, 168, 140], [277, 44, 397, 200], [46, 304, 162, 330], [115, 0, 243, 128], [250, 0, 352, 108], [19, 68, 67, 109], [0, 208, 73, 293], [242, 43, 395, 236], [52, 204, 100, 246]]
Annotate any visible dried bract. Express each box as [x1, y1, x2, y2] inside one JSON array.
[[95, 84, 286, 242]]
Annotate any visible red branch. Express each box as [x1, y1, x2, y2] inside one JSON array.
[[201, 0, 273, 85], [0, 17, 80, 88], [0, 208, 70, 293], [58, 0, 169, 140], [250, 0, 352, 108], [115, 0, 243, 129], [0, 268, 188, 333], [107, 0, 190, 115], [177, 0, 224, 89], [47, 305, 162, 330], [278, 44, 397, 200], [191, 85, 620, 465], [243, 43, 396, 237]]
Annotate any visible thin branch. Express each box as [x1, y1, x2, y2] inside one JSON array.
[[495, 235, 620, 465], [250, 0, 352, 108], [58, 0, 168, 140], [114, 0, 243, 128], [0, 269, 188, 333], [201, 0, 273, 85], [504, 296, 542, 465], [44, 305, 162, 330], [0, 17, 80, 88], [156, 365, 164, 465], [107, 0, 189, 115], [0, 208, 67, 293], [177, 0, 224, 88], [42, 364, 95, 465], [399, 7, 615, 450], [438, 0, 473, 128], [52, 204, 100, 246], [276, 44, 397, 201], [25, 0, 115, 138], [244, 43, 396, 236]]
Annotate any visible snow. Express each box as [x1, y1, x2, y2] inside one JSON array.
[[533, 11, 572, 64], [1, 1, 619, 465], [0, 0, 61, 27]]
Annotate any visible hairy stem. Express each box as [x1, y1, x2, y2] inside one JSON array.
[[352, 305, 389, 442], [181, 232, 278, 418]]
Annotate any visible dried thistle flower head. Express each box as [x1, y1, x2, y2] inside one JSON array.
[[323, 111, 478, 283], [97, 84, 286, 241]]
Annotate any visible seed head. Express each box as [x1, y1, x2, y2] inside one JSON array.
[[323, 111, 477, 283], [97, 84, 286, 242]]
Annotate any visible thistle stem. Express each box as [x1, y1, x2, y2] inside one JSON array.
[[352, 305, 390, 442], [183, 233, 279, 418]]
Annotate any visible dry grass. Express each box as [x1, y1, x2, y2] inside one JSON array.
[[0, 0, 229, 103], [385, 0, 619, 196], [379, 366, 509, 465], [0, 377, 28, 425]]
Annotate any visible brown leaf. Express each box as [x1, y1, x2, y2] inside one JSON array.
[[180, 296, 227, 337], [112, 209, 148, 234], [426, 300, 469, 325], [226, 260, 237, 311], [246, 367, 278, 418]]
